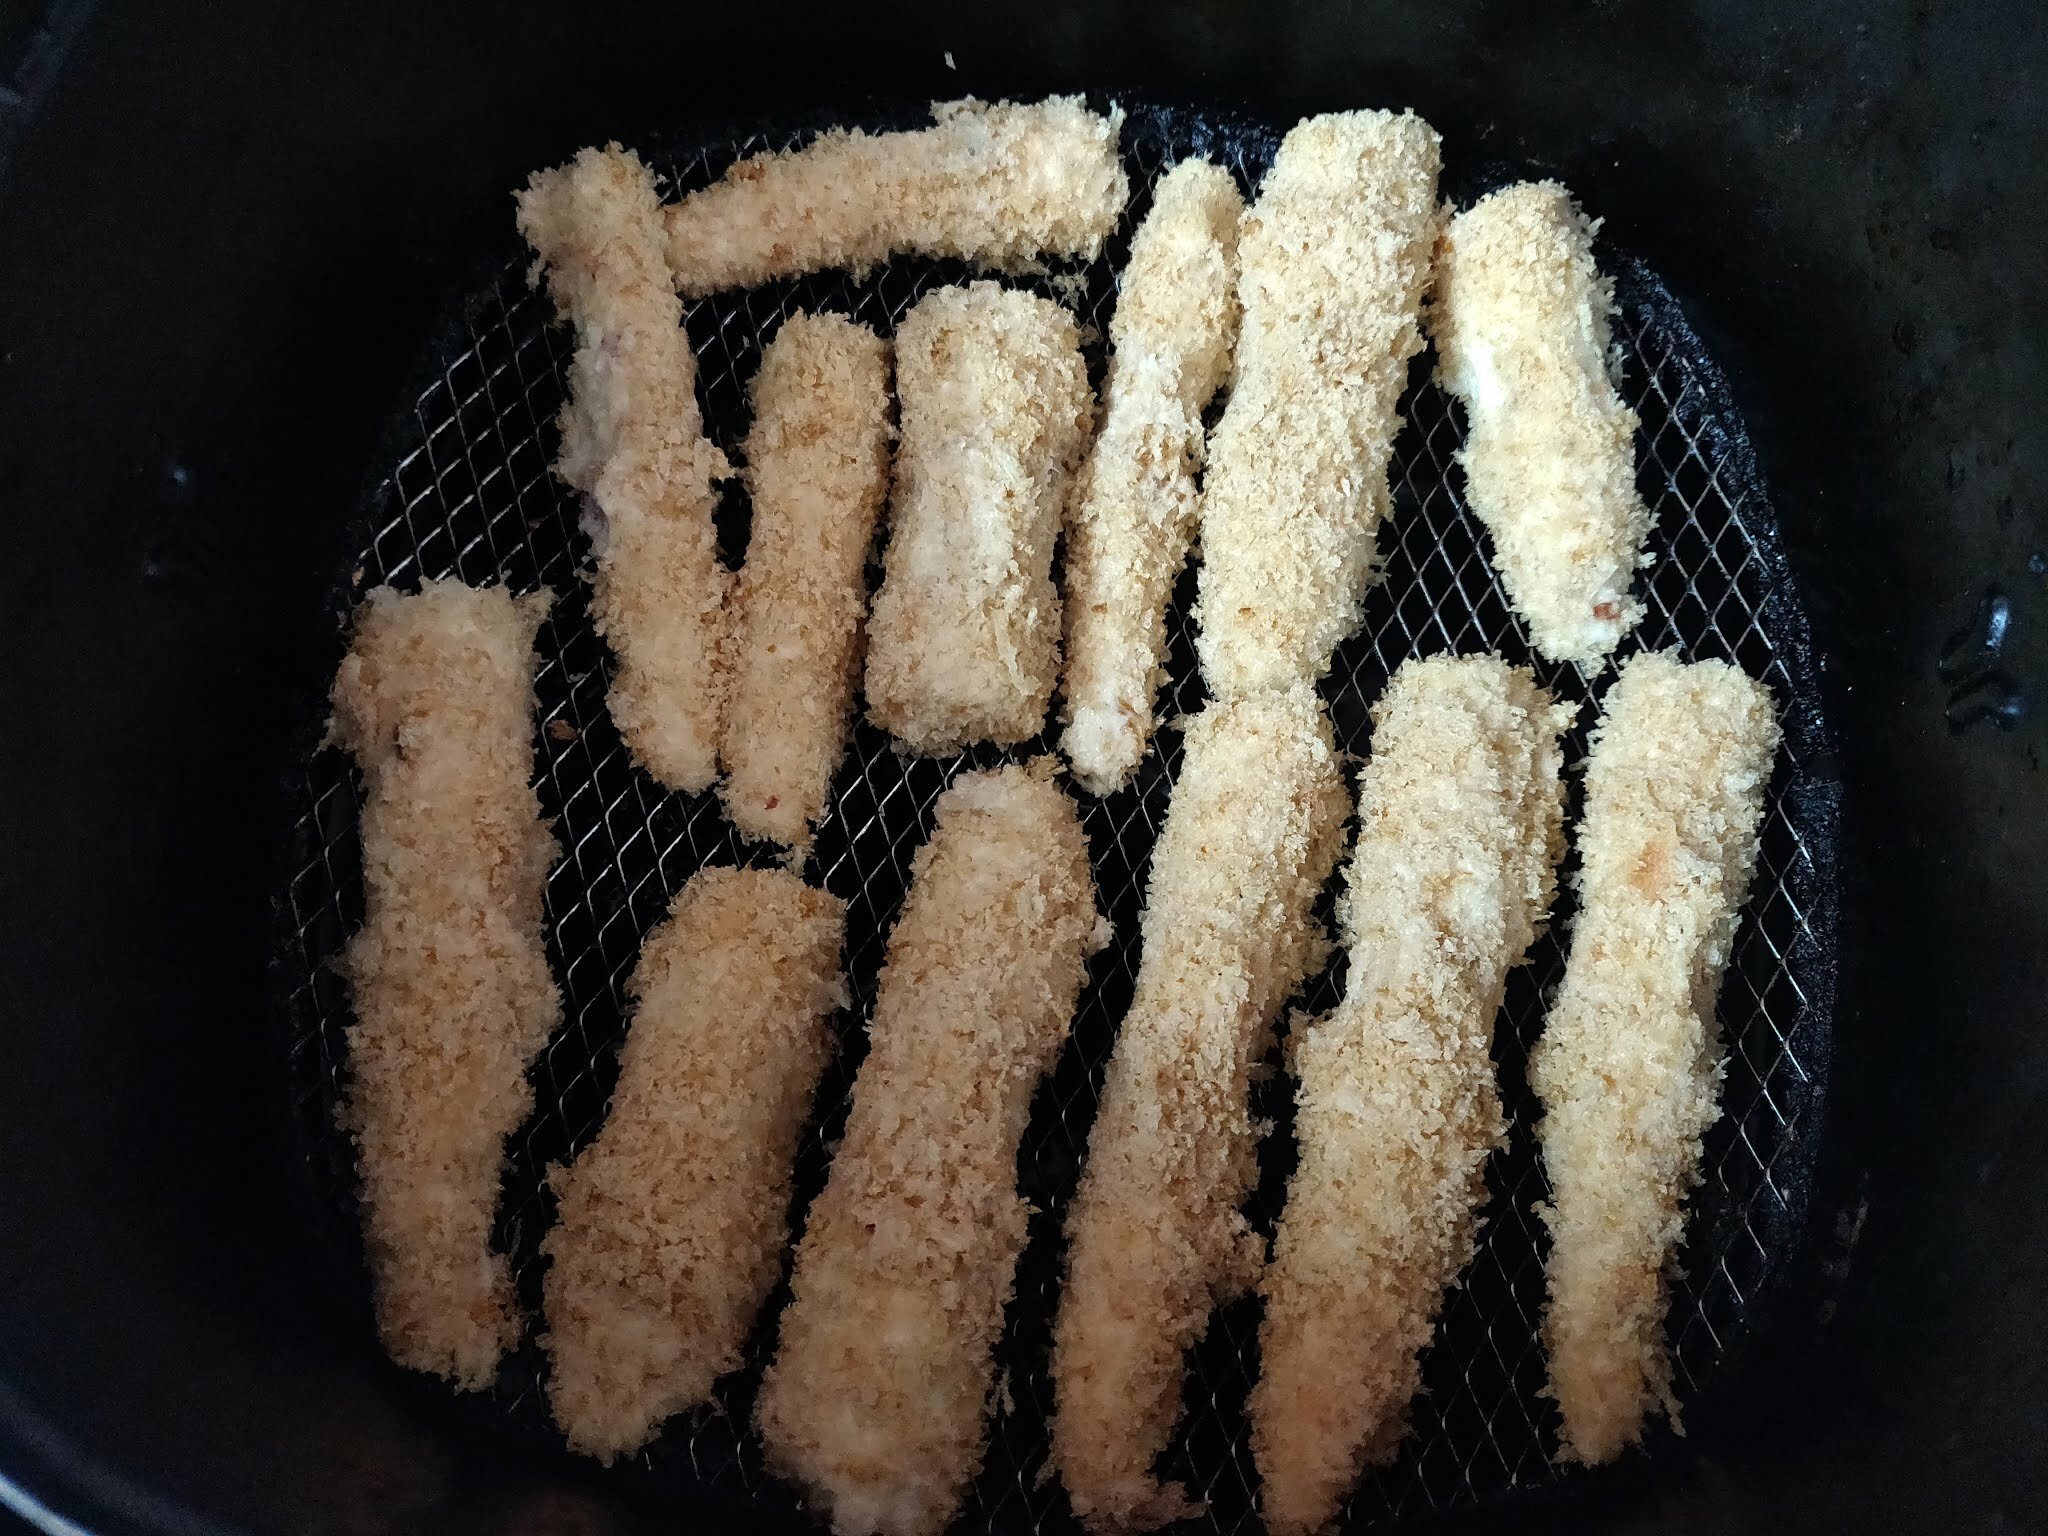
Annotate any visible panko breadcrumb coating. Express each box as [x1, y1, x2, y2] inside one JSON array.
[[757, 761, 1105, 1536], [1433, 182, 1652, 663], [720, 314, 894, 846], [517, 145, 733, 792], [329, 580, 558, 1390], [1060, 159, 1243, 795], [864, 282, 1093, 754], [1051, 688, 1350, 1531], [1193, 111, 1440, 700], [1529, 651, 1779, 1464], [664, 97, 1128, 295], [1253, 657, 1573, 1536]]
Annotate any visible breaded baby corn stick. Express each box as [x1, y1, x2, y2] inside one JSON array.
[[542, 868, 844, 1462], [329, 580, 558, 1389], [865, 282, 1093, 754], [1433, 182, 1652, 663], [757, 761, 1104, 1536], [1252, 657, 1573, 1536], [518, 145, 733, 792], [1061, 159, 1243, 795], [1051, 687, 1350, 1532], [1529, 652, 1779, 1464], [665, 97, 1128, 294], [1193, 111, 1440, 700], [720, 314, 893, 846]]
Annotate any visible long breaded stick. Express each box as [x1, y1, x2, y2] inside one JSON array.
[[720, 314, 893, 846], [1193, 111, 1440, 700], [864, 282, 1093, 754], [1061, 159, 1243, 795], [518, 145, 732, 792], [1529, 651, 1779, 1464], [1051, 688, 1350, 1531], [542, 868, 845, 1462], [1252, 657, 1572, 1536], [329, 580, 558, 1389], [664, 97, 1128, 294], [757, 761, 1104, 1536], [1433, 182, 1652, 663]]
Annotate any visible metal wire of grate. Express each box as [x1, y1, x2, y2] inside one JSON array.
[[273, 104, 1836, 1536]]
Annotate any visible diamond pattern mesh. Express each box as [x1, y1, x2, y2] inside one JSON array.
[[273, 104, 1836, 1534]]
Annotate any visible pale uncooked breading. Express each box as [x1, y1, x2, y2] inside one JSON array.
[[1529, 651, 1779, 1464], [517, 144, 732, 792], [756, 761, 1105, 1536], [864, 282, 1093, 754], [1050, 688, 1350, 1531], [664, 97, 1128, 294], [1433, 181, 1651, 663], [1060, 159, 1242, 795], [329, 580, 558, 1390], [720, 313, 893, 846], [542, 868, 844, 1462], [1193, 111, 1440, 700], [1253, 657, 1572, 1536]]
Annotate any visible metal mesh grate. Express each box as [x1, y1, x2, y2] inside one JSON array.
[[273, 104, 1836, 1534]]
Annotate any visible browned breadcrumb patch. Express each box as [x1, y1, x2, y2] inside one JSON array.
[[516, 144, 732, 792], [664, 97, 1129, 295], [1194, 111, 1441, 700], [328, 580, 558, 1390], [1432, 182, 1651, 664], [1529, 651, 1779, 1464], [1050, 688, 1350, 1531], [720, 313, 894, 846], [864, 282, 1093, 754], [1252, 657, 1573, 1536], [1061, 159, 1243, 795], [757, 760, 1104, 1536], [541, 868, 845, 1462]]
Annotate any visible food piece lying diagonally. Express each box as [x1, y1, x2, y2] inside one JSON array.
[[518, 144, 733, 793], [329, 579, 560, 1390], [1433, 180, 1652, 664], [1530, 651, 1779, 1464], [1051, 687, 1350, 1532], [1060, 157, 1243, 795], [1252, 656, 1573, 1536]]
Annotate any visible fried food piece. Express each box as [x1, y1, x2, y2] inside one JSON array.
[[757, 761, 1104, 1536], [864, 282, 1093, 754], [541, 868, 845, 1462], [1433, 181, 1652, 663], [517, 144, 732, 792], [1253, 657, 1573, 1536], [720, 314, 894, 846], [1060, 159, 1243, 795], [1051, 688, 1350, 1531], [1529, 651, 1779, 1463], [664, 97, 1128, 294], [329, 580, 558, 1389], [1193, 111, 1440, 700]]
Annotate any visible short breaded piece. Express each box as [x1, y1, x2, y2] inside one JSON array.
[[865, 283, 1093, 754], [1433, 182, 1652, 663], [1061, 159, 1243, 795], [1253, 658, 1573, 1536], [664, 97, 1128, 295], [1051, 688, 1350, 1531], [517, 145, 733, 792], [541, 868, 845, 1462], [720, 314, 894, 846], [757, 761, 1104, 1536], [1529, 652, 1779, 1464], [1193, 112, 1441, 700], [329, 580, 558, 1390]]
